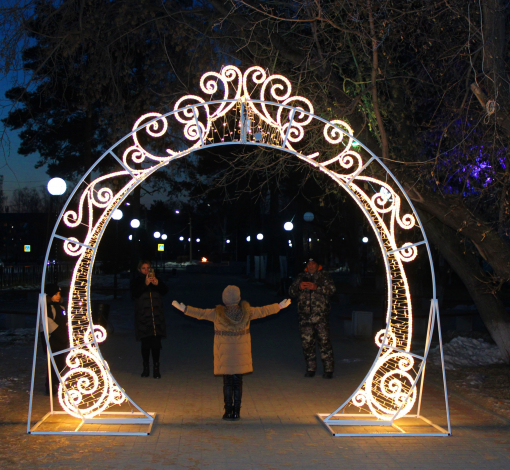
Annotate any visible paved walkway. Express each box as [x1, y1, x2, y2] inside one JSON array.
[[1, 272, 510, 469]]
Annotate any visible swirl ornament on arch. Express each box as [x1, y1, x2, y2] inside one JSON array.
[[29, 65, 449, 437]]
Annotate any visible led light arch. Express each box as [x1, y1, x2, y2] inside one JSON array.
[[28, 65, 450, 436]]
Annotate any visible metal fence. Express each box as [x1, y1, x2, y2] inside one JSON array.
[[0, 263, 103, 289]]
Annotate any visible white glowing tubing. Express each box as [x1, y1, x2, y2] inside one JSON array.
[[35, 67, 443, 428], [63, 237, 86, 257], [323, 119, 354, 145], [398, 243, 419, 262]]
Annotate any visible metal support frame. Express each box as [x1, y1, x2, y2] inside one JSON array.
[[318, 299, 451, 437], [29, 411, 156, 436], [27, 294, 155, 435], [28, 66, 451, 438]]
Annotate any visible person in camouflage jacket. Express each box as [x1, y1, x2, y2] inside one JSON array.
[[289, 258, 336, 378]]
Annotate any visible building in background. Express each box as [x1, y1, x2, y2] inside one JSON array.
[[0, 213, 46, 263]]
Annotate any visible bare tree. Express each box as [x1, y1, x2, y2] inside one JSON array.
[[201, 0, 510, 360]]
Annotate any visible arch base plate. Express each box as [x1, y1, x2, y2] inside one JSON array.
[[28, 411, 155, 436], [317, 414, 450, 437]]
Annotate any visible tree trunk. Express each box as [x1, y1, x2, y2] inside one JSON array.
[[418, 210, 510, 362], [407, 187, 510, 282]]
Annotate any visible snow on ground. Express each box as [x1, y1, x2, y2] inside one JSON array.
[[1, 285, 40, 291], [0, 328, 35, 343], [429, 336, 504, 370], [164, 261, 197, 267]]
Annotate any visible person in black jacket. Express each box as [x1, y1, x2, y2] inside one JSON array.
[[44, 284, 69, 395], [130, 260, 169, 378]]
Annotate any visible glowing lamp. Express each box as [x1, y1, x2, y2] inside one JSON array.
[[257, 233, 264, 240], [226, 239, 230, 244], [128, 235, 133, 240], [154, 231, 161, 239], [246, 236, 251, 242], [112, 209, 123, 220], [161, 234, 167, 240], [175, 210, 180, 214], [201, 257, 207, 262], [284, 222, 294, 231], [130, 219, 140, 229], [362, 237, 369, 243], [196, 238, 200, 243], [47, 177, 67, 196], [179, 236, 184, 241]]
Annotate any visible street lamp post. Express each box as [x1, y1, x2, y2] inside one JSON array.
[[130, 218, 140, 277], [160, 234, 167, 271], [153, 231, 161, 269], [47, 178, 67, 283], [176, 211, 193, 262], [282, 221, 295, 292], [189, 216, 192, 262], [303, 212, 314, 256], [112, 209, 123, 299]]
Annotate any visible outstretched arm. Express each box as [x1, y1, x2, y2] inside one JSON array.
[[172, 300, 186, 312], [172, 300, 216, 321], [279, 299, 291, 309], [250, 299, 290, 320]]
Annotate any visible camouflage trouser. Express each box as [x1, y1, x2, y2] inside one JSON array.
[[298, 315, 334, 373]]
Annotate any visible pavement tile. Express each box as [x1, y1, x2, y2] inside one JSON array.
[[2, 272, 510, 468]]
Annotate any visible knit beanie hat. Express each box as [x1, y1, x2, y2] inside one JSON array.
[[45, 283, 61, 298], [222, 285, 241, 306]]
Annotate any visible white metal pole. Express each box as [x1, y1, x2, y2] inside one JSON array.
[[416, 299, 435, 417], [27, 295, 44, 433], [435, 299, 451, 434]]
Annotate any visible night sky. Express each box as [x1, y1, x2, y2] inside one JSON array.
[[0, 75, 48, 198]]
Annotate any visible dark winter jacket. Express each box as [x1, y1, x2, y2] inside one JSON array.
[[131, 273, 169, 340], [46, 299, 69, 351], [289, 269, 336, 321]]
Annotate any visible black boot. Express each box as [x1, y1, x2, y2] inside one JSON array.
[[153, 362, 161, 379], [222, 375, 234, 420], [141, 362, 150, 377], [232, 374, 243, 420]]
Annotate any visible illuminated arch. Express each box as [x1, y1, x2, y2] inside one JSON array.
[[28, 66, 450, 436]]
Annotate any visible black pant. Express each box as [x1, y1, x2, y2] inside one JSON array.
[[141, 335, 162, 363], [223, 374, 243, 408], [298, 316, 334, 373]]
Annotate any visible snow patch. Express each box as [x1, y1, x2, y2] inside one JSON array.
[[429, 336, 504, 370], [0, 328, 35, 343]]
